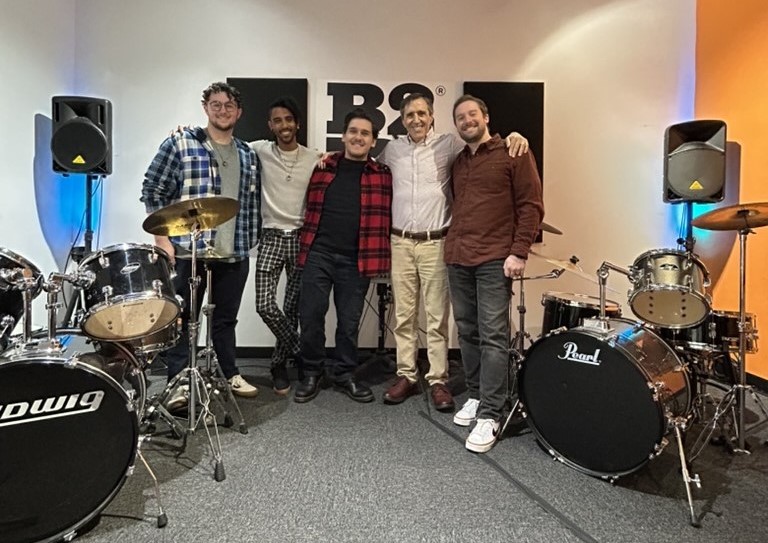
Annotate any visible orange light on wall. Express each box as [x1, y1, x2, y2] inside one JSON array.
[[696, 0, 768, 380]]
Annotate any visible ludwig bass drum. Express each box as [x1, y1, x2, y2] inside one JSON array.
[[519, 319, 691, 477], [0, 334, 140, 543]]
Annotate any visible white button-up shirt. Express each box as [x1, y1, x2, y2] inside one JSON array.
[[377, 129, 465, 232]]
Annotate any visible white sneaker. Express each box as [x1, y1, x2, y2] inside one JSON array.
[[165, 385, 189, 411], [228, 374, 258, 397], [453, 398, 480, 426], [466, 419, 500, 453]]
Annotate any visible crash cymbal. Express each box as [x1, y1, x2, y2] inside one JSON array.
[[540, 221, 563, 235], [692, 202, 768, 231], [142, 196, 240, 237]]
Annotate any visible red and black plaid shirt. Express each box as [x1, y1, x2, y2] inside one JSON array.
[[298, 152, 392, 277]]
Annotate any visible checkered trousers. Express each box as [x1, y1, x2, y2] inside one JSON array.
[[255, 230, 301, 366]]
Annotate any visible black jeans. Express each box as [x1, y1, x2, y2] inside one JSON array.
[[298, 250, 370, 382], [164, 257, 249, 380]]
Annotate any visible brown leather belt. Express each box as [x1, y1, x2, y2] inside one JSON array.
[[391, 227, 449, 241]]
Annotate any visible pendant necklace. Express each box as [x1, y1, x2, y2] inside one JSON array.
[[211, 139, 235, 168], [278, 146, 300, 181]]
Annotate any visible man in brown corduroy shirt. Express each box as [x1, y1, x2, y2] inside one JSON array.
[[445, 94, 544, 454]]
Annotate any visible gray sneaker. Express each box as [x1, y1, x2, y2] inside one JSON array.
[[228, 374, 258, 397], [165, 385, 189, 411]]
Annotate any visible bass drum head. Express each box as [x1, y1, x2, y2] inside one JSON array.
[[0, 358, 138, 543], [519, 323, 666, 477]]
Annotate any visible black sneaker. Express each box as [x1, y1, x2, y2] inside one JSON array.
[[271, 363, 291, 396]]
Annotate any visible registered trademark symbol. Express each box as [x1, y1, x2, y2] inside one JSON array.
[[435, 85, 446, 96]]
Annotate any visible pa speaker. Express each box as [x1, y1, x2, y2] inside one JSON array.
[[51, 96, 112, 174], [663, 120, 726, 203]]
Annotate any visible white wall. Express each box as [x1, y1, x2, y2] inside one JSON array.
[[0, 0, 697, 348]]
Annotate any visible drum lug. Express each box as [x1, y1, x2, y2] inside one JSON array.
[[148, 251, 158, 264], [651, 437, 670, 459], [63, 529, 77, 542], [127, 464, 135, 477], [649, 381, 666, 402], [98, 253, 109, 268], [152, 279, 164, 296], [101, 285, 113, 300]]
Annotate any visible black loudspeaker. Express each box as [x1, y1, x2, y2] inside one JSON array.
[[51, 96, 112, 174], [663, 120, 726, 203]]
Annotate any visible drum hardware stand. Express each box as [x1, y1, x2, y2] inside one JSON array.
[[134, 445, 168, 528], [149, 227, 232, 482], [500, 269, 562, 438], [592, 261, 632, 333], [196, 260, 247, 434], [361, 278, 396, 372], [671, 417, 702, 527], [687, 226, 768, 454]]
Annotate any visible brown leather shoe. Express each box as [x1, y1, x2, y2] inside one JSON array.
[[431, 383, 455, 412], [383, 376, 418, 404]]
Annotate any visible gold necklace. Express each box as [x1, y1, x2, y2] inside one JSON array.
[[277, 146, 300, 181]]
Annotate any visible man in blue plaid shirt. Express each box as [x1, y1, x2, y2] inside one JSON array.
[[142, 81, 261, 403]]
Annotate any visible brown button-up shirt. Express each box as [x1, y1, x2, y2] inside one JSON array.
[[445, 134, 544, 266]]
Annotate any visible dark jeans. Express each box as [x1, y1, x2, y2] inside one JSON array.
[[299, 250, 370, 382], [447, 260, 511, 421], [164, 257, 249, 381]]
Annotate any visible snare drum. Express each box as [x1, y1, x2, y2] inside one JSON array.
[[78, 243, 179, 341], [541, 292, 621, 335], [0, 248, 43, 346], [629, 249, 710, 329], [520, 318, 690, 477], [0, 333, 140, 543], [659, 310, 758, 354]]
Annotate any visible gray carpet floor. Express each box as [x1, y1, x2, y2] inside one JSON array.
[[54, 357, 768, 543]]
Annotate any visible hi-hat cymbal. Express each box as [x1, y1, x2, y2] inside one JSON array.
[[529, 250, 623, 294], [530, 250, 593, 282], [540, 221, 563, 235], [692, 202, 768, 231], [143, 196, 240, 237]]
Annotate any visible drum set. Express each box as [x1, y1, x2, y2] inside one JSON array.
[[506, 202, 768, 527], [0, 196, 246, 543]]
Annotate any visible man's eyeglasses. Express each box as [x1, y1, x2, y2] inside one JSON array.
[[207, 101, 239, 112]]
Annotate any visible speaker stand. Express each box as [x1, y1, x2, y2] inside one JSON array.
[[60, 173, 103, 328]]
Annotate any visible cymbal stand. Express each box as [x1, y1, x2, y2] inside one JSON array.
[[152, 225, 227, 482], [197, 261, 247, 434], [692, 227, 768, 454], [500, 269, 562, 437]]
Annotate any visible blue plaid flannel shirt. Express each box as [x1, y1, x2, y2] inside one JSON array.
[[141, 126, 261, 257]]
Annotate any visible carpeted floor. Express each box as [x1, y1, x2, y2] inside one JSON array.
[[16, 356, 768, 543]]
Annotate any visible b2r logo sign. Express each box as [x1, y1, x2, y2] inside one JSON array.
[[325, 82, 434, 152]]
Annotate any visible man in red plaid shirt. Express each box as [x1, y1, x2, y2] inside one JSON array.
[[294, 108, 392, 403]]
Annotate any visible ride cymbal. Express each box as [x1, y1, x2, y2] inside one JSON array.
[[142, 196, 240, 237], [692, 202, 768, 231]]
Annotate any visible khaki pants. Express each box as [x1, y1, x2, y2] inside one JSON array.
[[390, 235, 450, 385]]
